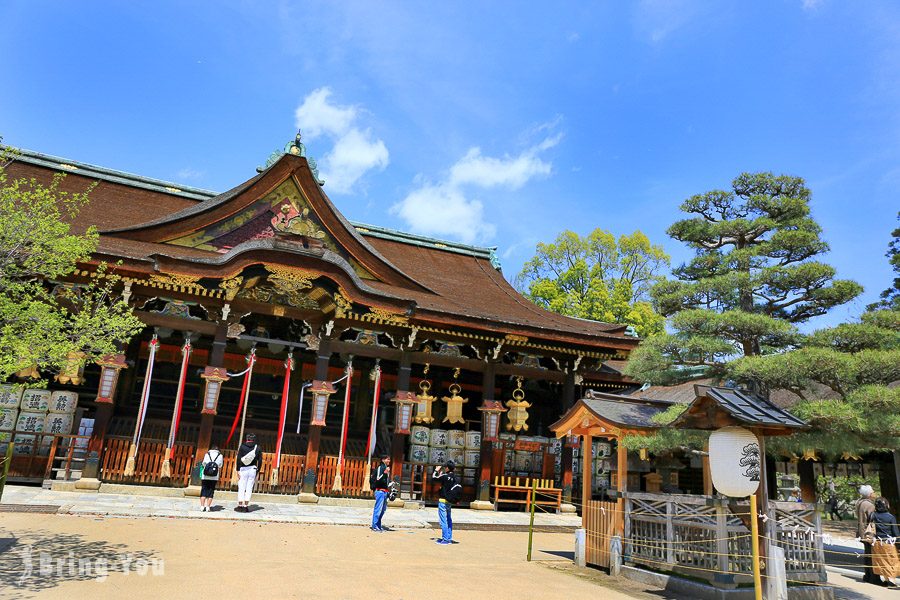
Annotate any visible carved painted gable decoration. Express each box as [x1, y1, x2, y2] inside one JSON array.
[[164, 179, 375, 280]]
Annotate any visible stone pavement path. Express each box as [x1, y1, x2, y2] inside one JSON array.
[[1, 485, 582, 530]]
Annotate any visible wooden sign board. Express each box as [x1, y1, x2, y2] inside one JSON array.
[[513, 440, 542, 452]]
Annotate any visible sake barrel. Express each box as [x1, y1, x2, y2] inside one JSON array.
[[14, 434, 37, 455], [499, 432, 515, 442], [49, 391, 78, 414], [429, 447, 448, 465], [0, 408, 18, 431], [430, 429, 448, 448], [514, 451, 534, 472], [596, 442, 612, 458], [465, 431, 481, 448], [503, 451, 514, 471], [534, 436, 549, 448], [0, 385, 23, 409], [464, 449, 480, 468], [447, 430, 466, 449], [20, 389, 51, 412], [548, 438, 562, 455], [16, 411, 45, 432], [0, 430, 10, 454], [44, 413, 74, 436], [446, 448, 464, 466], [410, 425, 430, 446], [409, 444, 429, 464], [462, 468, 476, 484]]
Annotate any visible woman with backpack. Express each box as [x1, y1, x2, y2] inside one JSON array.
[[236, 432, 261, 513], [199, 443, 224, 512], [432, 461, 461, 545]]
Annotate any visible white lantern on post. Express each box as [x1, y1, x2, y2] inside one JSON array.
[[708, 426, 761, 497]]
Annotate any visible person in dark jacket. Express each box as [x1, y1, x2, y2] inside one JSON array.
[[871, 497, 900, 585], [370, 455, 391, 532], [236, 433, 262, 512], [432, 461, 459, 545]]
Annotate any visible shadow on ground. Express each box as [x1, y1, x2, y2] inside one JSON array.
[[0, 529, 159, 596]]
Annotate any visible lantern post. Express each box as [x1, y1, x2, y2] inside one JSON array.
[[708, 426, 763, 600]]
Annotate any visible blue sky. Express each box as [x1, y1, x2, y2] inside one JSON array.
[[1, 1, 898, 328]]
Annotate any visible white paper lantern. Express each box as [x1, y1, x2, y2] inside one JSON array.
[[709, 426, 762, 497]]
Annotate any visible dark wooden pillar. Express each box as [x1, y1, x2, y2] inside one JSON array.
[[477, 363, 496, 502], [798, 458, 817, 503], [302, 339, 332, 495], [390, 352, 412, 486], [194, 322, 228, 467]]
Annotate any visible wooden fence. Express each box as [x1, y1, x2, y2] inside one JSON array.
[[2, 432, 90, 482], [213, 451, 305, 495], [101, 437, 195, 487], [622, 492, 826, 587], [315, 455, 373, 498], [584, 500, 618, 569]]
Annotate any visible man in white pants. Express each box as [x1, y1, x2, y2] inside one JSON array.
[[236, 432, 261, 512]]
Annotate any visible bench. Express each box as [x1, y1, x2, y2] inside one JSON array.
[[492, 476, 562, 513]]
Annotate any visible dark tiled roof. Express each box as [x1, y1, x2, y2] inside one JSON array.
[[681, 385, 807, 430], [581, 390, 671, 428], [627, 378, 715, 404]]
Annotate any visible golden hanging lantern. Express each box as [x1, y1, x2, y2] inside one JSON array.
[[56, 351, 87, 385], [801, 449, 818, 462], [505, 377, 532, 432], [442, 368, 467, 424], [413, 364, 435, 424]]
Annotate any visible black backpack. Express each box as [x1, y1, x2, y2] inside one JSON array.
[[370, 465, 382, 490], [203, 451, 220, 478], [446, 477, 462, 503]]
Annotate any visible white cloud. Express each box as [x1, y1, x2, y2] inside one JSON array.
[[801, 0, 823, 10], [294, 88, 358, 140], [175, 167, 204, 182], [391, 183, 495, 244], [294, 87, 389, 194], [392, 124, 560, 244], [633, 0, 700, 44]]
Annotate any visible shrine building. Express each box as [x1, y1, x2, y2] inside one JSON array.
[[2, 134, 641, 506]]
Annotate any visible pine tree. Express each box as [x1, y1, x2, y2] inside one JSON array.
[[625, 172, 862, 385]]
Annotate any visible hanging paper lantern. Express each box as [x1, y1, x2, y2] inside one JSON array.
[[96, 354, 128, 404], [200, 366, 229, 414], [442, 382, 468, 424], [413, 379, 435, 424], [392, 391, 417, 435], [309, 380, 336, 426], [708, 426, 761, 497], [478, 400, 506, 442]]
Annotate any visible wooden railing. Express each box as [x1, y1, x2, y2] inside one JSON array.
[[622, 492, 826, 587], [1, 431, 90, 482], [213, 451, 305, 495], [315, 455, 372, 498], [101, 436, 195, 487]]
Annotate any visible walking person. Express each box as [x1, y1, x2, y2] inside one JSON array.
[[826, 478, 841, 521], [857, 484, 877, 584], [370, 455, 391, 532], [236, 433, 261, 513], [432, 461, 461, 545], [871, 497, 900, 587], [199, 443, 224, 512]]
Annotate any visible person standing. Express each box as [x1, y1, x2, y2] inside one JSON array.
[[857, 484, 877, 584], [871, 497, 900, 587], [827, 479, 841, 521], [199, 443, 224, 512], [370, 455, 391, 532], [432, 461, 461, 545], [236, 433, 261, 513]]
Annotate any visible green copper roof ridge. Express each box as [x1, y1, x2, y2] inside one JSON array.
[[13, 148, 218, 200], [350, 221, 492, 253]]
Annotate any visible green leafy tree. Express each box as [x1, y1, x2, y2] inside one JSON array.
[[0, 141, 142, 382], [868, 213, 900, 311], [515, 229, 669, 337], [730, 310, 900, 455], [625, 172, 862, 385]]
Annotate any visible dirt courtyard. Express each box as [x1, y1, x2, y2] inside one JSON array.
[[0, 513, 645, 600]]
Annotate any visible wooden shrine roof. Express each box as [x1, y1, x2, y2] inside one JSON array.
[[6, 148, 638, 350], [550, 390, 672, 437], [671, 385, 807, 434]]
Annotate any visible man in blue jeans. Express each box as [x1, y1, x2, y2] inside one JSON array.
[[370, 455, 391, 532], [432, 461, 460, 545]]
